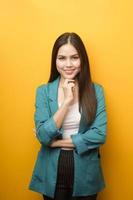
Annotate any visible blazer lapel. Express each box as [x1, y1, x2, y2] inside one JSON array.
[[48, 76, 60, 114]]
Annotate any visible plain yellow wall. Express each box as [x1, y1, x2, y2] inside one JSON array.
[[1, 0, 133, 199]]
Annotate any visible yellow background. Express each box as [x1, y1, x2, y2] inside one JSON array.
[[1, 0, 133, 199]]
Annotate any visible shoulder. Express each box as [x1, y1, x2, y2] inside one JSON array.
[[35, 83, 50, 97], [35, 78, 57, 95], [36, 78, 56, 90], [35, 83, 46, 93], [93, 81, 103, 89], [92, 81, 105, 99]]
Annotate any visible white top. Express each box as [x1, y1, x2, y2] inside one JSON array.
[[58, 102, 81, 140]]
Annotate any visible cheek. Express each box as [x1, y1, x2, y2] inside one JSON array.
[[73, 59, 81, 67], [56, 61, 63, 73], [75, 67, 81, 74], [56, 60, 64, 68], [56, 60, 59, 67]]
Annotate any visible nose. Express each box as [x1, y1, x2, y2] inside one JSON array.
[[66, 58, 72, 67]]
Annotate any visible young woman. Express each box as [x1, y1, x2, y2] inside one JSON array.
[[28, 32, 107, 200]]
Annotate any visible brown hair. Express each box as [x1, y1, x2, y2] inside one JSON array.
[[48, 32, 97, 125]]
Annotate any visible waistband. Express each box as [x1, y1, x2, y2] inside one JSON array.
[[60, 149, 74, 153]]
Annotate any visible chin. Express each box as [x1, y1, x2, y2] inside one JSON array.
[[63, 73, 78, 79]]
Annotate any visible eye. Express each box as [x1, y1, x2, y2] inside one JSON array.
[[72, 56, 79, 60], [58, 57, 65, 60]]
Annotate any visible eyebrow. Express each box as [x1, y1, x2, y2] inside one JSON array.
[[57, 54, 79, 57]]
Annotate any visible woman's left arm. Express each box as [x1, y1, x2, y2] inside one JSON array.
[[70, 85, 107, 155], [49, 138, 75, 148]]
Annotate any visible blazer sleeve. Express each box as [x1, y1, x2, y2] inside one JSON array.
[[71, 85, 107, 155], [34, 85, 61, 146]]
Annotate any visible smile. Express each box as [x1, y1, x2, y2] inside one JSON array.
[[64, 70, 75, 74]]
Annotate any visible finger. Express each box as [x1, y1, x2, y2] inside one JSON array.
[[68, 80, 75, 84], [68, 83, 75, 88], [64, 79, 75, 84]]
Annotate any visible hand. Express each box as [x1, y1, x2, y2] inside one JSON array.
[[48, 138, 75, 148], [62, 79, 76, 105]]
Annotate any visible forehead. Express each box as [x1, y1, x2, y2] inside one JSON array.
[[57, 43, 78, 55]]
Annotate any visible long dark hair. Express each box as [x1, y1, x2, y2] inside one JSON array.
[[48, 32, 97, 125]]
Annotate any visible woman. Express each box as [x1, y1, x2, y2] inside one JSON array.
[[28, 32, 107, 200]]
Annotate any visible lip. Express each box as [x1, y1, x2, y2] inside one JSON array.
[[64, 69, 75, 74], [65, 71, 74, 75]]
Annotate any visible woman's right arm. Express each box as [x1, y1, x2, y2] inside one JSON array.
[[53, 79, 76, 128], [34, 79, 75, 146], [52, 101, 70, 129]]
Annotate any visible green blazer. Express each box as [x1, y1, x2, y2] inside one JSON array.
[[28, 76, 107, 198]]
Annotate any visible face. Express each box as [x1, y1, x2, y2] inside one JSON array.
[[56, 43, 81, 80]]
